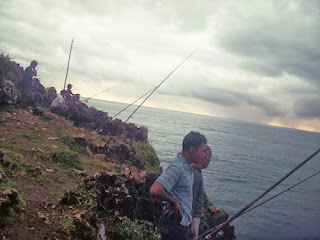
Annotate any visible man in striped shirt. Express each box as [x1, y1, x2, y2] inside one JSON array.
[[150, 131, 207, 240]]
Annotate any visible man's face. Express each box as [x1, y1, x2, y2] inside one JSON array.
[[191, 143, 207, 164], [201, 151, 212, 169]]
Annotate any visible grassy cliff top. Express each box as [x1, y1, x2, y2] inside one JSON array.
[[0, 106, 161, 239]]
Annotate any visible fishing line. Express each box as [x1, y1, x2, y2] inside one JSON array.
[[94, 87, 154, 132], [49, 62, 66, 86], [202, 147, 320, 239], [198, 170, 320, 239], [240, 170, 320, 216], [81, 82, 125, 103], [124, 49, 198, 123]]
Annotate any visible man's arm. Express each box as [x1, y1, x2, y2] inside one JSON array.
[[32, 68, 37, 77], [150, 181, 181, 217]]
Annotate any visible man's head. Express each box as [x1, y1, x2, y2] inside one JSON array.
[[60, 90, 67, 97], [181, 131, 207, 165], [30, 60, 38, 68], [67, 84, 72, 89]]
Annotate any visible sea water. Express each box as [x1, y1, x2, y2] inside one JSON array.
[[85, 98, 320, 240]]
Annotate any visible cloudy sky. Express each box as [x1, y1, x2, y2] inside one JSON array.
[[1, 0, 319, 132]]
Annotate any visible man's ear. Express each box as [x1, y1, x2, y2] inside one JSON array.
[[189, 146, 195, 154]]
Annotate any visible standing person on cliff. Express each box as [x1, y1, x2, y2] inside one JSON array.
[[20, 60, 38, 106], [190, 146, 212, 240], [150, 131, 207, 240]]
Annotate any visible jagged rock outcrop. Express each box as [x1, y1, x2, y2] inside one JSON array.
[[59, 170, 235, 240], [0, 79, 20, 104], [0, 149, 17, 171], [85, 171, 163, 222], [0, 188, 19, 226], [0, 55, 54, 106], [56, 101, 149, 143]]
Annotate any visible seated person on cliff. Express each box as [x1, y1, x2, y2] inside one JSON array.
[[66, 83, 80, 102], [50, 90, 68, 113]]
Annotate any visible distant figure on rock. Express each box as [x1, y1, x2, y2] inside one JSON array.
[[190, 146, 212, 240], [20, 60, 38, 106], [50, 90, 68, 113], [150, 131, 207, 240], [66, 83, 80, 102]]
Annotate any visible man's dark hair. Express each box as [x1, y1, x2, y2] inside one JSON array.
[[31, 60, 38, 66], [182, 131, 207, 151]]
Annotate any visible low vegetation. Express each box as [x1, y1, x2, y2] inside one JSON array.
[[114, 216, 160, 240], [0, 106, 162, 239]]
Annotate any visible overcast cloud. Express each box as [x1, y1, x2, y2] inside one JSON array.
[[0, 0, 319, 132]]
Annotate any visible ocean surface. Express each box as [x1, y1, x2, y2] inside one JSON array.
[[85, 98, 320, 240]]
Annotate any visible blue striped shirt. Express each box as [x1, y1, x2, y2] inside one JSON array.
[[156, 153, 194, 226]]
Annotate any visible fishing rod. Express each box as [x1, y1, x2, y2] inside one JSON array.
[[81, 82, 125, 103], [241, 169, 320, 216], [94, 88, 154, 132], [63, 38, 74, 90], [202, 147, 320, 239], [198, 169, 320, 239], [124, 49, 198, 123]]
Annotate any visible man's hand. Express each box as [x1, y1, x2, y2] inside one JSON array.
[[164, 201, 182, 217], [189, 218, 196, 238]]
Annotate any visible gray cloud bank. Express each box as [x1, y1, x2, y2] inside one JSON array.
[[0, 0, 319, 132]]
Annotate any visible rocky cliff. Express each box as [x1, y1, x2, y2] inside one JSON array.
[[0, 53, 235, 240]]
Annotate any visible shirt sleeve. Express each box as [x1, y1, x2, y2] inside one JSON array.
[[156, 163, 181, 193]]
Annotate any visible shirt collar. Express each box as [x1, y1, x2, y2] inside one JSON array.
[[177, 153, 192, 171], [192, 165, 201, 173]]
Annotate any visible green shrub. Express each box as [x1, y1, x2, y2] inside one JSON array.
[[69, 144, 88, 155], [40, 114, 56, 121], [50, 151, 84, 170], [114, 216, 160, 240], [132, 141, 161, 174], [60, 136, 73, 145], [60, 136, 88, 155]]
